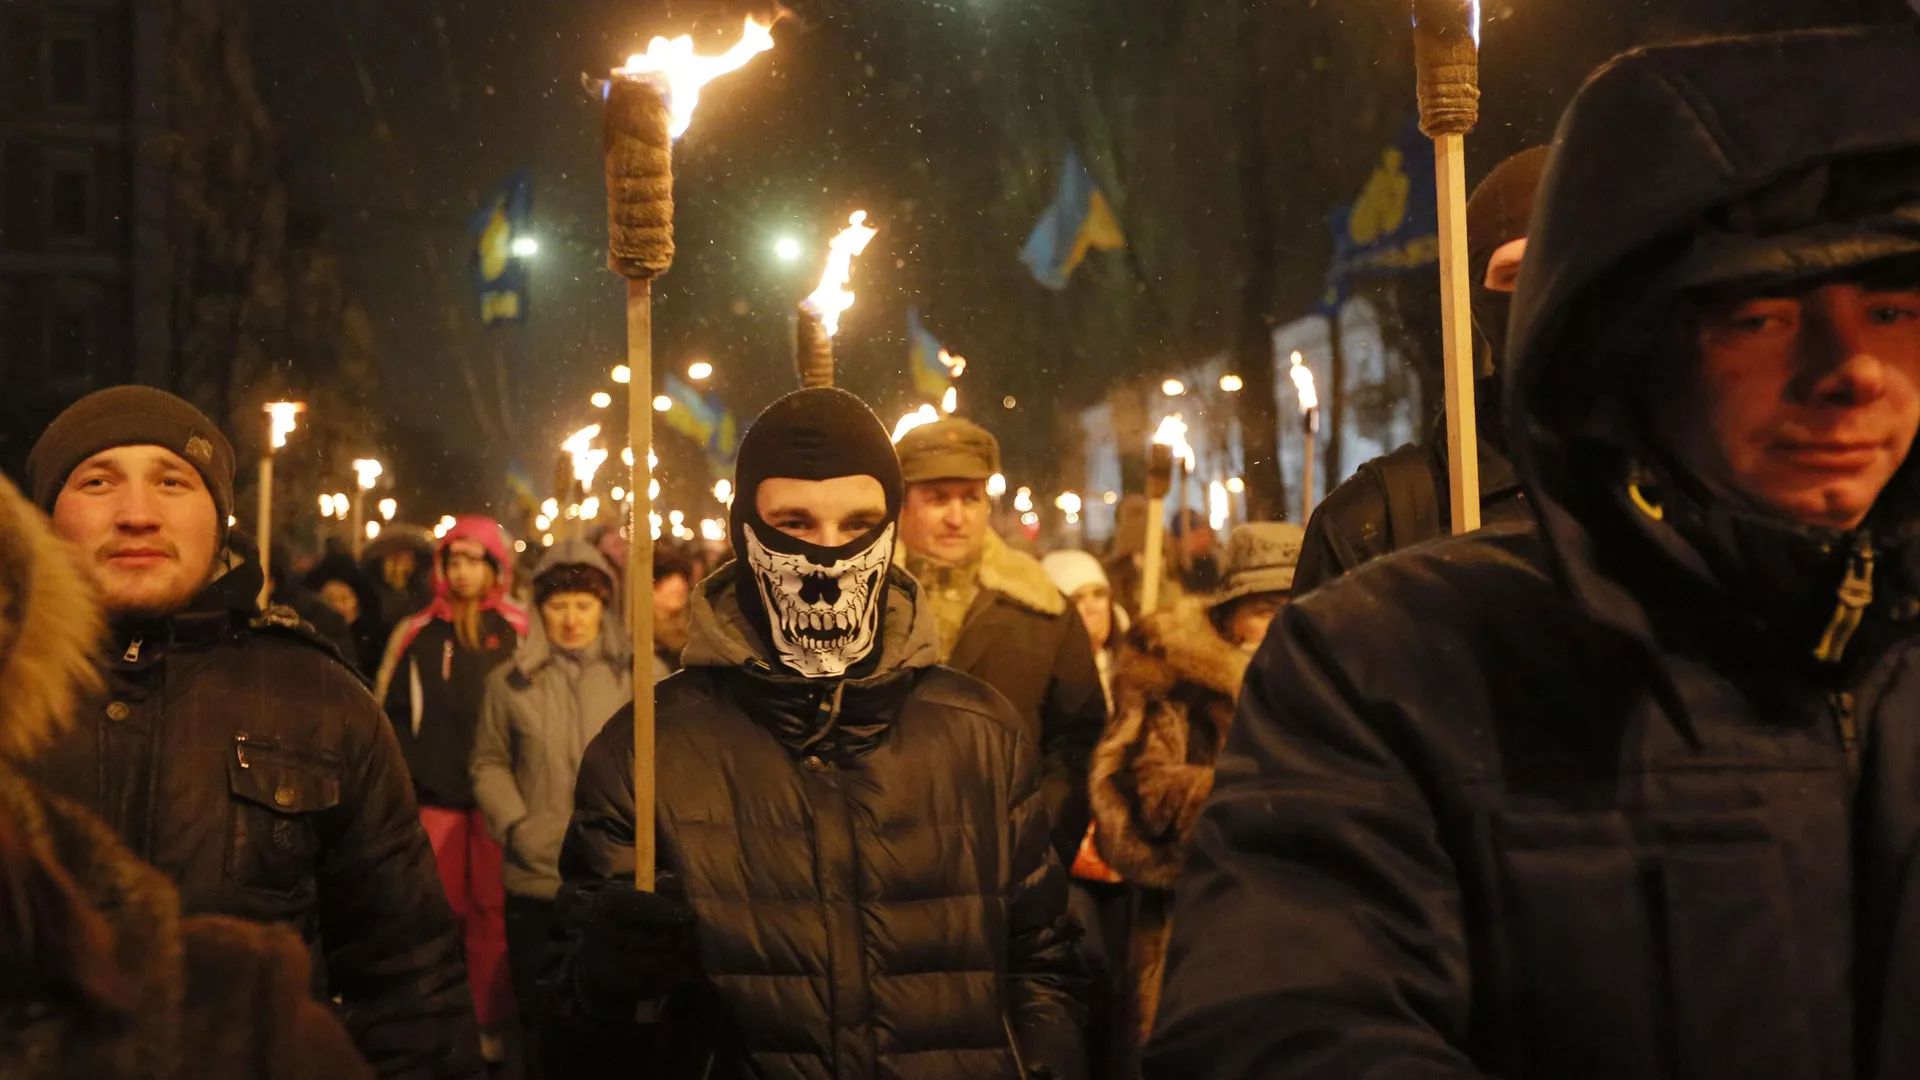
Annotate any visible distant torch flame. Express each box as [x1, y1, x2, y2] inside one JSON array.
[[940, 386, 958, 414], [563, 424, 609, 487], [1288, 351, 1319, 413], [1209, 480, 1230, 530], [1151, 414, 1197, 473], [939, 349, 966, 379], [264, 401, 305, 450], [891, 404, 939, 443], [614, 15, 777, 139], [802, 211, 878, 337]]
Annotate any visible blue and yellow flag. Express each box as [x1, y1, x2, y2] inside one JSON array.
[[1322, 120, 1438, 308], [908, 308, 952, 400], [1020, 148, 1125, 291], [471, 169, 533, 325], [659, 374, 740, 478]]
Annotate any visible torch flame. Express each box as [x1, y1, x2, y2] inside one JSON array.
[[265, 401, 305, 450], [563, 424, 609, 487], [801, 211, 878, 337], [891, 404, 940, 443], [1151, 414, 1197, 473], [939, 349, 966, 379], [1288, 350, 1319, 413], [940, 386, 958, 414], [614, 15, 777, 139]]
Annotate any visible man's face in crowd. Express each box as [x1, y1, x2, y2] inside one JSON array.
[[756, 475, 888, 547], [443, 540, 495, 601], [51, 445, 220, 617], [1666, 280, 1920, 530], [541, 591, 605, 651], [654, 572, 690, 617], [1227, 591, 1289, 651], [1484, 237, 1527, 292], [900, 479, 991, 563], [1072, 584, 1114, 652], [318, 580, 361, 624]]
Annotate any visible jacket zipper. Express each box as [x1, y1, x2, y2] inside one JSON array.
[[1829, 690, 1860, 783], [123, 634, 143, 663], [1813, 534, 1874, 664]]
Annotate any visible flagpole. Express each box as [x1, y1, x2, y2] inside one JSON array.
[[1413, 0, 1481, 536]]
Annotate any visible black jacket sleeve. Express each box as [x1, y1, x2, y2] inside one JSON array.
[[316, 679, 485, 1080], [1141, 605, 1485, 1080], [1039, 610, 1107, 864], [1005, 703, 1091, 1080], [541, 707, 720, 1080]]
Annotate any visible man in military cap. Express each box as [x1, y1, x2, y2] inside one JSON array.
[[892, 417, 1107, 864], [23, 385, 483, 1079]]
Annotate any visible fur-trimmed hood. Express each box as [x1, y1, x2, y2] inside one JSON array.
[[1089, 596, 1249, 891], [893, 530, 1066, 616], [0, 472, 102, 764]]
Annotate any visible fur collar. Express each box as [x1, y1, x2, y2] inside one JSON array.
[[0, 475, 103, 763], [894, 532, 1065, 617], [1089, 597, 1250, 891]]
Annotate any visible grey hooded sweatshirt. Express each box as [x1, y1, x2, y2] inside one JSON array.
[[471, 540, 634, 900]]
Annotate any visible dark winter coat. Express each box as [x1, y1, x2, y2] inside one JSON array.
[[1145, 29, 1920, 1080], [22, 539, 485, 1080], [374, 518, 528, 810], [1087, 598, 1249, 1049], [545, 562, 1088, 1080], [1291, 435, 1531, 594], [901, 532, 1108, 864]]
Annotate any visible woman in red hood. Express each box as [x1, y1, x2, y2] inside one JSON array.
[[375, 516, 528, 1055]]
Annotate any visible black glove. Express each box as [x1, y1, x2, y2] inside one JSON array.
[[573, 878, 703, 1009]]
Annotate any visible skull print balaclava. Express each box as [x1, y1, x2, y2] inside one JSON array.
[[730, 388, 904, 679]]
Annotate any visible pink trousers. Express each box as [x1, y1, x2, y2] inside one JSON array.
[[419, 806, 513, 1025]]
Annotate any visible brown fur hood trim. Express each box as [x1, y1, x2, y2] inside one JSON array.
[[1089, 597, 1250, 890], [977, 532, 1066, 616], [0, 473, 102, 763]]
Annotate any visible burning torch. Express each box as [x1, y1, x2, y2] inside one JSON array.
[[1144, 414, 1195, 615], [795, 211, 878, 388], [605, 15, 775, 889], [350, 458, 382, 561], [257, 401, 304, 604], [1289, 350, 1320, 523], [562, 424, 609, 541], [1413, 0, 1482, 534]]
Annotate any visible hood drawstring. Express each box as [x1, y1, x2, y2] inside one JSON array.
[[1813, 533, 1875, 665]]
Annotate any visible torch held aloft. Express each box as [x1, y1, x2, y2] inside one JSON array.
[[1141, 443, 1174, 615], [1413, 0, 1482, 535], [605, 75, 673, 891]]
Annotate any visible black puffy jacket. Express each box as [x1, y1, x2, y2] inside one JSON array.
[[546, 563, 1087, 1080], [1146, 29, 1920, 1080], [24, 542, 483, 1080]]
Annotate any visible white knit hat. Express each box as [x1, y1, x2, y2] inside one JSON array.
[[1041, 549, 1109, 599]]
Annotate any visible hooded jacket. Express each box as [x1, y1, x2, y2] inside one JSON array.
[[375, 517, 528, 809], [1145, 28, 1920, 1080], [470, 540, 632, 901], [12, 486, 479, 1078], [545, 562, 1088, 1080], [1086, 599, 1249, 1050]]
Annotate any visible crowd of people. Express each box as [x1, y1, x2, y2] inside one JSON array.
[[3, 24, 1920, 1080]]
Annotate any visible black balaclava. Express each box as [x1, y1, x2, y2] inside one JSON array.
[[1467, 145, 1549, 380], [730, 388, 904, 679]]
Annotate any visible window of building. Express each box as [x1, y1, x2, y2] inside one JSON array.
[[44, 281, 99, 383], [48, 166, 90, 240], [49, 35, 93, 108]]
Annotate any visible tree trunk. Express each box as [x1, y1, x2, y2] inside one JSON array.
[[1233, 0, 1286, 523]]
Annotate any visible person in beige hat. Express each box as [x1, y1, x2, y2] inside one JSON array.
[[893, 418, 1107, 867], [1087, 522, 1302, 1066]]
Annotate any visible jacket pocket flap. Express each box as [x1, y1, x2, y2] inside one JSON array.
[[228, 745, 341, 813]]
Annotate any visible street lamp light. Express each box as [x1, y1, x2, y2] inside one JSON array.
[[686, 360, 713, 381], [378, 497, 397, 522], [612, 364, 632, 384], [591, 391, 613, 409], [511, 236, 539, 257], [653, 394, 673, 412], [1162, 378, 1186, 396], [774, 236, 802, 262]]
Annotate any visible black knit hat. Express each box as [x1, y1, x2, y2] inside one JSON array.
[[533, 563, 615, 608], [26, 386, 236, 527], [729, 387, 904, 561]]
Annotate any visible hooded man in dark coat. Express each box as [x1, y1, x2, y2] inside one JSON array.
[[1147, 27, 1920, 1080], [20, 386, 483, 1080], [543, 387, 1087, 1080]]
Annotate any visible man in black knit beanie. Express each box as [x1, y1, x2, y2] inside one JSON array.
[[542, 387, 1088, 1079]]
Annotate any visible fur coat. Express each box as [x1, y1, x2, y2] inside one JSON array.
[[0, 471, 370, 1080], [1088, 597, 1250, 1050]]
